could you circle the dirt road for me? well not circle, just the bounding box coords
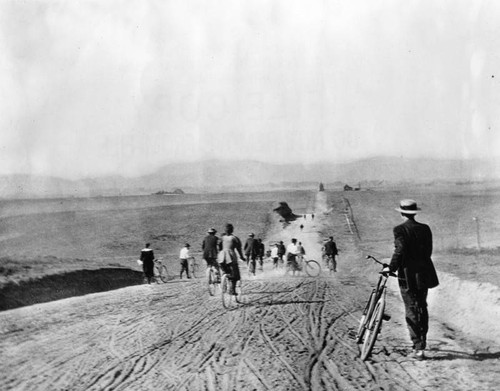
[1,192,498,390]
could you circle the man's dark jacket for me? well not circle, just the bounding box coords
[202,235,219,260]
[389,219,439,291]
[324,240,338,256]
[244,238,258,257]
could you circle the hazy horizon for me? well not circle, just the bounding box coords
[1,0,500,179]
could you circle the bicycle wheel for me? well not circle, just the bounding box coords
[328,257,335,274]
[356,291,377,344]
[360,299,385,361]
[159,265,169,283]
[207,268,217,296]
[221,274,232,308]
[153,264,162,284]
[235,280,243,303]
[305,260,321,277]
[189,262,198,279]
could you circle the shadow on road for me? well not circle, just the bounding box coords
[427,348,500,361]
[238,291,326,308]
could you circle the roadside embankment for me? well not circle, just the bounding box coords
[428,272,500,344]
[0,268,143,311]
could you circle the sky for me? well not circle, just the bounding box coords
[1,0,500,178]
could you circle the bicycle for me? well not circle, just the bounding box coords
[153,259,170,283]
[189,257,201,278]
[303,256,321,277]
[206,264,221,296]
[324,254,336,274]
[220,273,242,308]
[286,255,321,277]
[356,255,395,361]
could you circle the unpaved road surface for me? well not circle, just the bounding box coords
[1,192,499,390]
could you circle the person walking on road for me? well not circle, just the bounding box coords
[277,241,286,268]
[244,233,258,275]
[271,243,279,269]
[140,243,155,284]
[179,243,193,279]
[383,199,439,361]
[257,238,265,271]
[285,238,300,275]
[218,223,244,295]
[323,236,338,272]
[202,228,219,272]
[296,241,306,269]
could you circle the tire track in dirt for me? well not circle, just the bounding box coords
[2,191,498,390]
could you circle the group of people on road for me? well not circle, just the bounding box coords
[139,198,438,361]
[243,234,266,275]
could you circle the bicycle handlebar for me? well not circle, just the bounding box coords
[365,255,385,265]
[365,255,397,277]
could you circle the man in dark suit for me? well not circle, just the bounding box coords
[202,228,219,270]
[384,199,439,360]
[244,233,258,275]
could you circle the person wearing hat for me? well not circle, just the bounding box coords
[140,243,155,284]
[383,199,439,360]
[285,238,300,275]
[218,223,244,295]
[202,228,220,273]
[277,240,286,267]
[244,233,258,275]
[179,243,193,279]
[323,236,338,272]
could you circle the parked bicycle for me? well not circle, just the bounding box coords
[153,258,170,283]
[189,257,201,278]
[206,264,221,296]
[356,255,396,361]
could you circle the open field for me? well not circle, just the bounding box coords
[338,185,500,287]
[0,190,315,286]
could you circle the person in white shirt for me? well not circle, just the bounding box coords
[285,238,300,275]
[271,244,279,269]
[179,243,192,279]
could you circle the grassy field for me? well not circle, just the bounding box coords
[0,190,316,285]
[332,184,500,287]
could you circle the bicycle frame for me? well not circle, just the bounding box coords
[356,255,395,360]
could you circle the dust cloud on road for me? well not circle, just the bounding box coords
[1,192,498,390]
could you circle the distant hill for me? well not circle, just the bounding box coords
[1,157,499,198]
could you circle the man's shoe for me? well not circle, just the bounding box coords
[414,350,425,360]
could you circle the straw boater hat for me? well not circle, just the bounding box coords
[207,228,216,234]
[395,199,421,214]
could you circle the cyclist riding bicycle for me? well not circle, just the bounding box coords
[202,227,220,280]
[285,238,300,275]
[218,223,244,295]
[323,236,338,272]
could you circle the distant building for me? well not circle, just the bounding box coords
[153,188,185,195]
[319,182,325,192]
[344,184,353,191]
